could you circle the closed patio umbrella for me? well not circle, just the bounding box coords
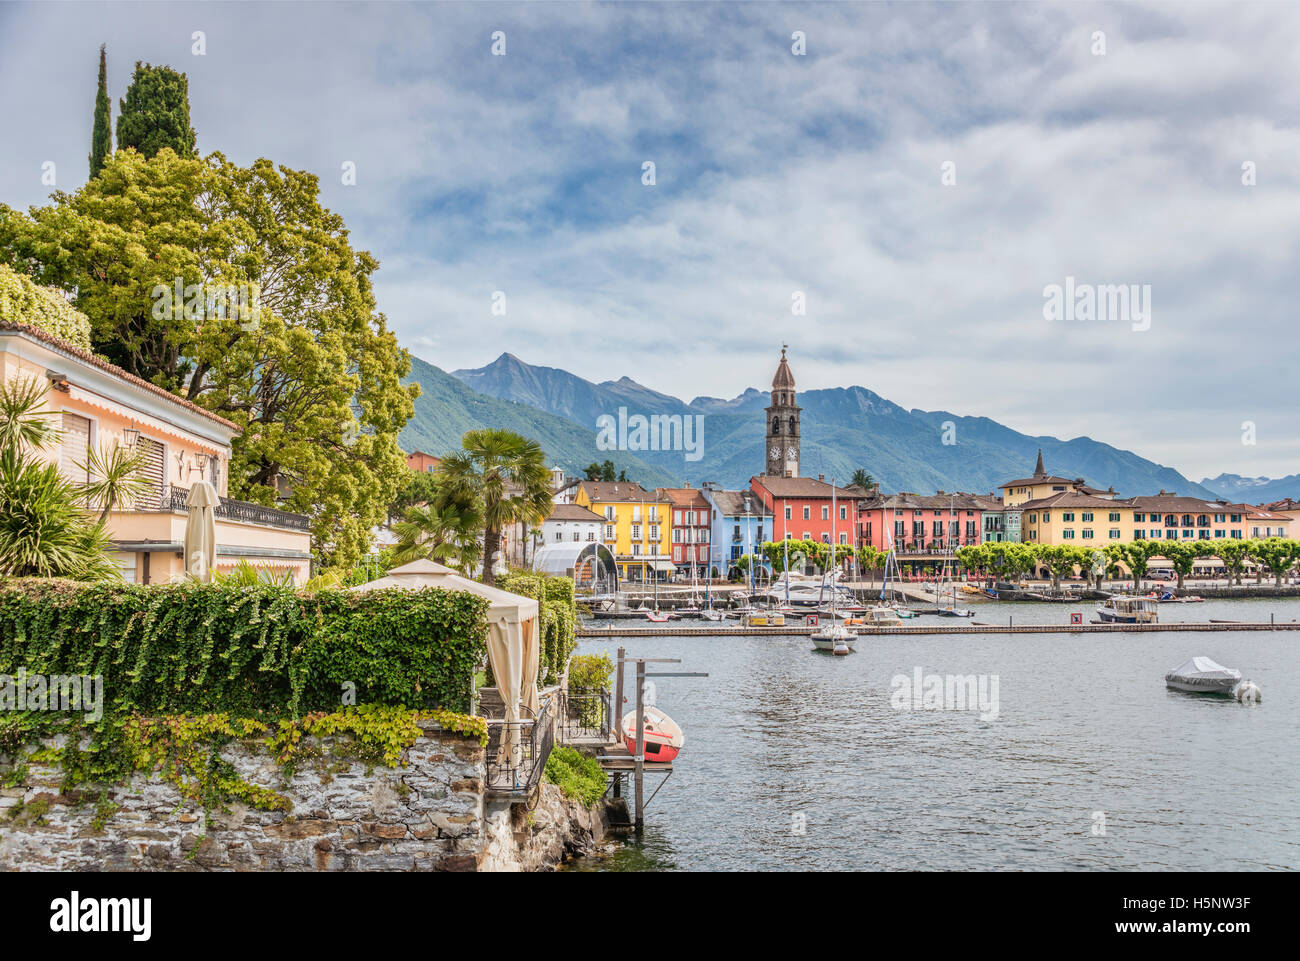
[184,481,218,583]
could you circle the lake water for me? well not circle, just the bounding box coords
[565,597,1300,871]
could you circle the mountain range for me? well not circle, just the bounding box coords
[1200,473,1300,504]
[394,351,1242,500]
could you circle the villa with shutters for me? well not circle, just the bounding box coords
[1,320,313,584]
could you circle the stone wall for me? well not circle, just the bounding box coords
[0,720,516,871]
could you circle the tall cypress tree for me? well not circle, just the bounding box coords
[115,62,197,159]
[88,44,112,178]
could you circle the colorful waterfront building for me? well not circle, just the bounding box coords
[655,486,712,581]
[700,484,773,579]
[855,490,985,553]
[572,480,673,582]
[1019,490,1135,546]
[750,474,859,547]
[1000,450,1102,506]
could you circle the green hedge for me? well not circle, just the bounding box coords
[496,570,576,685]
[0,580,489,718]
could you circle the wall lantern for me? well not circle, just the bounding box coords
[122,424,140,449]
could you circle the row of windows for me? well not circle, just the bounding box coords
[784,506,851,520]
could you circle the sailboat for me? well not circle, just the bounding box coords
[935,506,975,617]
[811,480,855,653]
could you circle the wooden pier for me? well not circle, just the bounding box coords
[579,621,1300,638]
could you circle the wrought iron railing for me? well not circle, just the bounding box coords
[132,484,311,531]
[556,687,612,744]
[484,700,554,797]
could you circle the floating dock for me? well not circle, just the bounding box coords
[578,621,1300,637]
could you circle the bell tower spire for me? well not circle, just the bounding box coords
[764,344,801,477]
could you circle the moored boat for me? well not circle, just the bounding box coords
[1164,656,1241,694]
[621,706,684,761]
[811,622,856,653]
[1097,595,1159,624]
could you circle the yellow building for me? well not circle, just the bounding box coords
[1019,491,1135,547]
[572,481,673,582]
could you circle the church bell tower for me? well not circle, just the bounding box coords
[765,345,800,477]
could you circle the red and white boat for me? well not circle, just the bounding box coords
[644,609,672,623]
[621,706,684,762]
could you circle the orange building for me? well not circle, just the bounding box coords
[1,321,313,584]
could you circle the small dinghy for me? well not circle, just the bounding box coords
[644,609,672,623]
[1165,656,1241,694]
[621,706,684,761]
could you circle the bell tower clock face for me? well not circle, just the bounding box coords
[770,445,781,461]
[786,447,797,460]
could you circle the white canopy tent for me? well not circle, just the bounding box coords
[349,559,540,766]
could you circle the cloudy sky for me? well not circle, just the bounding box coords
[2,1,1298,482]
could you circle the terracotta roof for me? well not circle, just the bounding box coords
[1018,490,1130,511]
[752,475,856,500]
[1263,499,1300,513]
[1220,503,1291,522]
[858,491,988,511]
[546,504,605,522]
[1126,494,1225,514]
[655,487,711,510]
[1000,474,1078,488]
[0,320,240,431]
[577,480,668,504]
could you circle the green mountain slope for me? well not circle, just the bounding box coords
[400,355,677,487]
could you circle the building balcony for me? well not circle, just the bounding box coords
[106,484,313,584]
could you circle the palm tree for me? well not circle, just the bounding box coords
[850,469,875,491]
[392,479,484,574]
[439,429,552,586]
[78,442,150,523]
[0,377,120,580]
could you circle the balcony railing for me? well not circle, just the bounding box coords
[133,484,311,532]
[484,700,554,798]
[556,686,612,744]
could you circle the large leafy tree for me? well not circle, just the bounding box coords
[439,429,552,586]
[1211,538,1254,586]
[115,62,197,159]
[89,44,112,178]
[1,150,419,569]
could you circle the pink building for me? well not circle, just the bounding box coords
[855,491,985,554]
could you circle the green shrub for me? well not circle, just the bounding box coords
[496,570,577,685]
[567,653,613,729]
[0,264,92,349]
[543,745,607,806]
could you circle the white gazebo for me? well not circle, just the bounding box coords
[349,559,540,766]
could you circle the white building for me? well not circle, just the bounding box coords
[542,503,604,546]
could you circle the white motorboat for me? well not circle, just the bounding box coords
[811,622,855,653]
[1165,656,1241,694]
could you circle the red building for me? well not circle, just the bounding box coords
[656,486,713,580]
[749,474,859,547]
